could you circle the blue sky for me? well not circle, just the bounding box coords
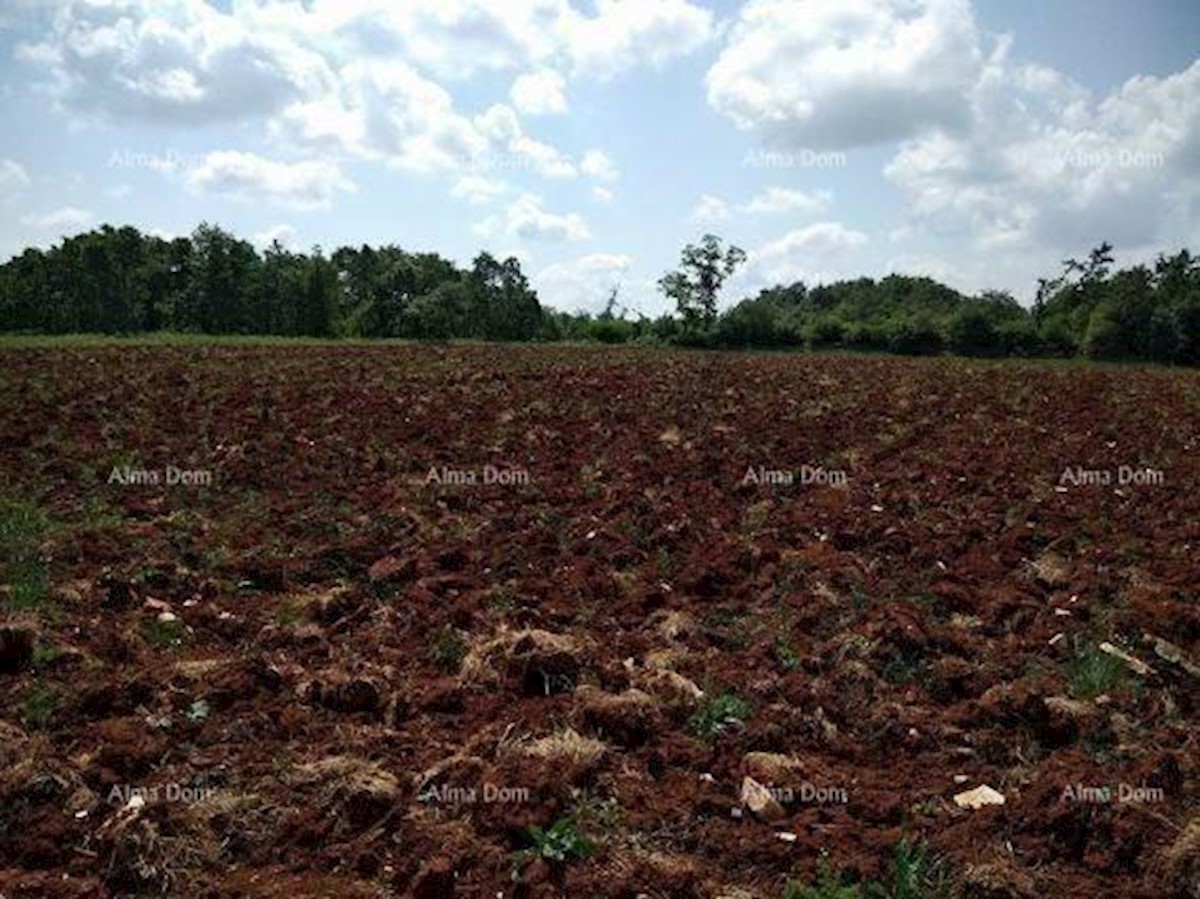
[0,0,1196,316]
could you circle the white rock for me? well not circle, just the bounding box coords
[953,784,1005,809]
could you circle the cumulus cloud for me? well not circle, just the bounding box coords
[184,151,355,210]
[510,68,568,115]
[563,0,715,79]
[311,0,713,80]
[506,193,590,241]
[451,175,508,204]
[18,0,713,125]
[21,205,93,231]
[581,149,618,181]
[463,103,577,178]
[689,194,731,224]
[536,252,633,312]
[506,134,578,179]
[742,222,870,285]
[592,185,615,204]
[743,186,832,215]
[707,0,981,150]
[886,50,1200,252]
[16,0,334,125]
[277,60,490,176]
[14,2,614,187]
[478,193,591,242]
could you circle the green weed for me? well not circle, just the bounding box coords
[689,692,753,742]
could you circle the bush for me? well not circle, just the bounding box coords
[946,306,999,356]
[587,317,637,344]
[806,315,848,347]
[887,317,945,356]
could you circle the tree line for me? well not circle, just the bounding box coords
[1,224,1197,364]
[0,223,542,341]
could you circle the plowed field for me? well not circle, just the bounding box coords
[1,345,1198,898]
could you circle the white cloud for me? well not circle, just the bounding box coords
[278,60,489,176]
[184,151,355,210]
[253,223,298,249]
[17,0,335,125]
[689,194,730,224]
[743,186,832,215]
[104,183,133,200]
[21,205,93,230]
[310,0,714,81]
[510,68,568,115]
[507,134,578,179]
[563,0,715,79]
[0,159,31,199]
[886,51,1200,252]
[707,0,981,150]
[742,221,870,286]
[581,149,618,181]
[759,222,868,257]
[451,175,507,204]
[592,185,614,204]
[536,252,633,312]
[18,0,713,131]
[469,103,577,178]
[501,193,590,242]
[15,4,587,185]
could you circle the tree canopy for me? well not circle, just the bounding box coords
[1,227,1197,365]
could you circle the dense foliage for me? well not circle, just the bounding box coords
[1,224,1197,364]
[689,240,1200,364]
[0,223,543,341]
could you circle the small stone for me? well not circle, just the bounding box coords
[954,784,1006,809]
[741,776,786,822]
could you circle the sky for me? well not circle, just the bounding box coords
[0,0,1197,317]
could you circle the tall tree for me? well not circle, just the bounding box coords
[658,234,746,331]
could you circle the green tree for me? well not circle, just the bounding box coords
[299,248,339,338]
[658,234,746,332]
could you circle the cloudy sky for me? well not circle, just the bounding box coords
[0,0,1197,316]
